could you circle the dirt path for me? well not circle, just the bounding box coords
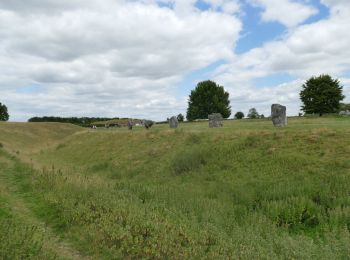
[0,155,90,260]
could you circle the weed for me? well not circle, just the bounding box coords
[56,143,66,150]
[171,147,208,175]
[185,133,201,144]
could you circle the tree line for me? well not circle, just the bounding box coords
[28,116,120,127]
[186,75,347,120]
[0,74,348,123]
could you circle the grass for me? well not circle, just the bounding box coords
[0,117,350,258]
[0,151,57,259]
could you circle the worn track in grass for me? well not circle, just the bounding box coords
[0,153,89,260]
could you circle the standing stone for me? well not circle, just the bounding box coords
[271,104,287,127]
[143,120,154,129]
[208,113,223,128]
[169,116,178,129]
[339,110,350,116]
[127,119,133,130]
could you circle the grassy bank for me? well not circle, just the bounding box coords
[0,117,350,258]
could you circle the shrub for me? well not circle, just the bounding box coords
[234,111,244,119]
[247,108,260,119]
[0,219,56,259]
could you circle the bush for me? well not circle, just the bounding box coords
[247,108,260,119]
[0,219,56,259]
[177,113,184,122]
[234,112,244,119]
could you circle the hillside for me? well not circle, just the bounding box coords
[0,122,83,159]
[1,117,350,259]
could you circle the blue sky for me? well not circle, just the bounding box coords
[0,0,349,121]
[176,0,334,103]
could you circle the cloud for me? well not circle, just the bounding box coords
[212,0,350,116]
[249,0,318,27]
[202,0,241,14]
[0,0,241,121]
[1,0,349,122]
[227,79,303,117]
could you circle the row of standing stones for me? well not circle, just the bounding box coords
[205,104,287,128]
[206,104,288,128]
[127,104,288,130]
[185,104,287,128]
[127,120,154,130]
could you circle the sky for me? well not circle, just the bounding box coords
[0,0,349,121]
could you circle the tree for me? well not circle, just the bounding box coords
[300,75,345,116]
[247,108,259,119]
[260,114,265,119]
[177,113,184,122]
[234,111,244,119]
[0,102,9,121]
[186,80,231,121]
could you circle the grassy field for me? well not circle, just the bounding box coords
[0,117,350,259]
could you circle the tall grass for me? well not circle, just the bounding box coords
[0,218,55,259]
[0,153,57,259]
[0,117,350,258]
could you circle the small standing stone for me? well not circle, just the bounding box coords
[143,120,154,129]
[169,116,178,129]
[127,120,133,130]
[208,113,223,128]
[271,104,287,127]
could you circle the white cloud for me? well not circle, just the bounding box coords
[228,79,303,117]
[1,0,349,122]
[249,0,318,27]
[0,0,241,121]
[155,0,241,14]
[203,0,241,14]
[213,0,350,116]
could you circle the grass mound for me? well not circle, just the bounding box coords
[0,117,350,258]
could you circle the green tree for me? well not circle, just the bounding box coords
[247,108,259,119]
[234,111,244,119]
[177,113,184,122]
[300,75,345,116]
[186,80,231,121]
[0,102,9,121]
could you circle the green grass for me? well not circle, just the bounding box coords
[0,117,350,258]
[0,151,58,259]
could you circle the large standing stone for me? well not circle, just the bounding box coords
[143,120,154,129]
[271,104,287,127]
[208,113,223,128]
[169,116,178,129]
[127,119,133,130]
